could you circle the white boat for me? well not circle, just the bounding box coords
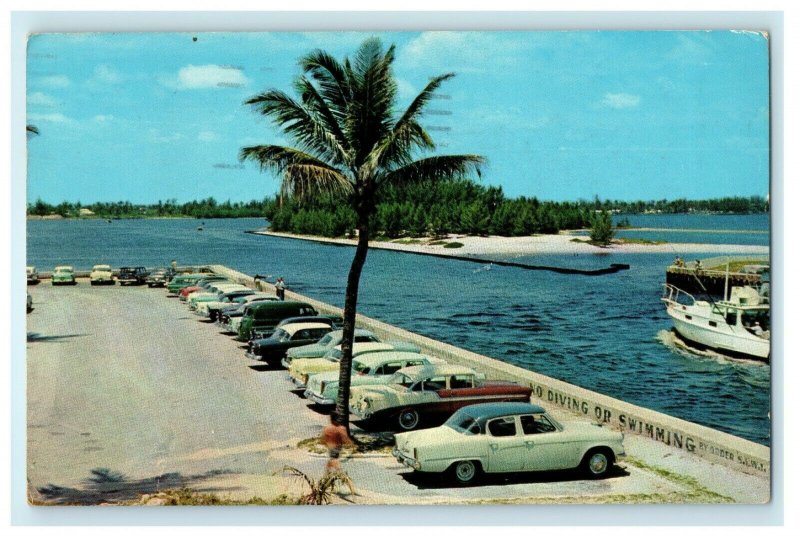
[661,284,770,360]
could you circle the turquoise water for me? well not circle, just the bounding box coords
[26,214,771,445]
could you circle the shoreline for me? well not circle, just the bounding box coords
[254,230,770,257]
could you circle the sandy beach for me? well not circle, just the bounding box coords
[256,230,769,258]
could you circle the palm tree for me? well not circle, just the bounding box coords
[241,38,484,431]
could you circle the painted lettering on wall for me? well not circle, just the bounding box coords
[528,382,768,475]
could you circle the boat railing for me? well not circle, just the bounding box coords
[661,283,696,307]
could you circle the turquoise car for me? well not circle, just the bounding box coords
[51,265,76,285]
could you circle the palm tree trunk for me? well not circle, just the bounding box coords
[334,219,370,433]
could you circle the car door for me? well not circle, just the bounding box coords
[485,416,526,473]
[519,414,569,471]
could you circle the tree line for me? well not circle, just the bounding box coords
[27,184,768,239]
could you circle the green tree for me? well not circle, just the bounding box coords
[589,210,614,245]
[241,38,484,432]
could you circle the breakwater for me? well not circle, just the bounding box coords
[245,231,630,276]
[208,264,770,478]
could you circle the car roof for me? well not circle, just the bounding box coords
[54,265,73,270]
[333,342,394,353]
[327,329,375,338]
[396,364,477,380]
[279,323,332,335]
[92,264,111,269]
[353,351,434,367]
[453,402,546,422]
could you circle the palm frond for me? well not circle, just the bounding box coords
[381,155,485,187]
[245,90,348,166]
[301,49,352,119]
[294,76,351,162]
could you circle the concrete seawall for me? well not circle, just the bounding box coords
[208,264,770,478]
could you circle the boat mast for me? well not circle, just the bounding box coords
[724,259,730,301]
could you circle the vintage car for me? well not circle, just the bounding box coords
[166,274,206,294]
[236,301,318,341]
[305,351,447,406]
[245,322,334,363]
[51,265,76,285]
[179,277,233,301]
[188,285,250,310]
[27,266,40,285]
[194,288,258,316]
[117,266,149,285]
[216,295,280,325]
[89,264,115,285]
[287,342,421,389]
[392,402,626,484]
[349,364,532,432]
[146,268,174,288]
[282,329,419,368]
[250,314,344,340]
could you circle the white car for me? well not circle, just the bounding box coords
[89,264,114,285]
[393,402,625,484]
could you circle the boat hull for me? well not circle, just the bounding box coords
[666,307,769,360]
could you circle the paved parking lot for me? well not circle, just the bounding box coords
[26,281,768,504]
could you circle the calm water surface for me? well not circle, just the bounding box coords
[26,215,771,445]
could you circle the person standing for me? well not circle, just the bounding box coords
[275,277,286,300]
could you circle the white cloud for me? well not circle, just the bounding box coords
[400,32,531,74]
[27,92,56,107]
[163,64,250,90]
[91,65,123,84]
[34,75,71,88]
[197,130,218,142]
[93,115,114,123]
[148,129,185,143]
[27,112,70,123]
[601,93,641,109]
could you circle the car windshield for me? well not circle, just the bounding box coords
[93,265,111,271]
[445,413,482,436]
[352,361,370,375]
[273,329,290,342]
[388,372,415,388]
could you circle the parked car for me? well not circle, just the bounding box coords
[250,314,344,340]
[349,364,532,432]
[393,402,626,484]
[282,329,418,368]
[27,266,40,285]
[27,292,33,313]
[179,277,233,301]
[146,268,172,288]
[245,323,334,364]
[216,295,280,324]
[51,265,76,285]
[194,289,258,316]
[236,301,317,341]
[89,264,115,285]
[287,342,421,389]
[188,284,250,310]
[305,351,447,406]
[117,266,149,285]
[166,274,206,294]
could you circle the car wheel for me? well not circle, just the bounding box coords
[397,408,420,431]
[451,460,480,485]
[581,448,613,479]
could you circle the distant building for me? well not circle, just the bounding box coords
[79,208,95,217]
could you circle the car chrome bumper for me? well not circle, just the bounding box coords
[391,448,421,470]
[245,352,262,361]
[305,390,334,406]
[289,376,308,389]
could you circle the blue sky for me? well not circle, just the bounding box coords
[26,30,769,204]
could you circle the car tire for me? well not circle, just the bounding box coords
[581,448,613,479]
[397,408,420,431]
[450,460,480,485]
